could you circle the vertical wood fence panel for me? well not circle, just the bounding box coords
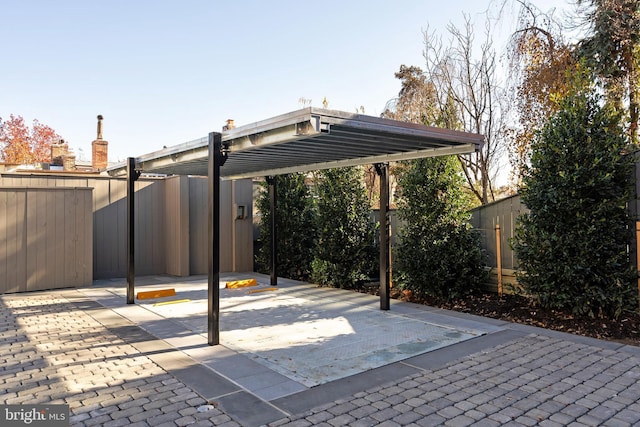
[0,192,7,292]
[470,195,528,292]
[165,176,190,276]
[0,187,92,293]
[189,177,208,275]
[187,176,236,274]
[232,179,254,272]
[471,194,528,271]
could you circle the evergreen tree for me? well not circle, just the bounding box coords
[311,167,378,288]
[578,0,640,142]
[512,88,637,318]
[255,173,316,281]
[394,156,486,300]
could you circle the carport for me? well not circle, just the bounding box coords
[107,107,484,346]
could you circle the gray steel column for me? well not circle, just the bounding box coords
[208,132,225,346]
[267,176,278,286]
[375,163,390,310]
[126,157,139,304]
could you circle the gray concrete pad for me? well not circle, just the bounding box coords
[82,273,491,391]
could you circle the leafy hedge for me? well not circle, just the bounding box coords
[311,167,379,289]
[394,157,487,300]
[512,89,637,318]
[255,173,316,281]
[255,168,378,288]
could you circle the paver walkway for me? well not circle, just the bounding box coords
[2,282,640,426]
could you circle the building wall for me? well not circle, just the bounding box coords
[0,187,93,293]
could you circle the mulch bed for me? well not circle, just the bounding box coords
[360,287,640,347]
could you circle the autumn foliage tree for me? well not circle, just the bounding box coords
[508,1,577,183]
[0,115,61,164]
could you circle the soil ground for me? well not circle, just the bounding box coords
[361,286,640,347]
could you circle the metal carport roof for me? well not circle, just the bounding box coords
[110,107,484,346]
[107,107,484,178]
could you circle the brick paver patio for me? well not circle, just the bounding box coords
[2,286,640,426]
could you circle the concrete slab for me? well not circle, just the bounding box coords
[85,273,490,390]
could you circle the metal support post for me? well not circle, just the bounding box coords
[495,224,503,296]
[267,176,278,286]
[375,162,390,310]
[126,157,140,304]
[208,132,226,346]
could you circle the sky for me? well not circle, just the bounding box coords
[1,0,573,164]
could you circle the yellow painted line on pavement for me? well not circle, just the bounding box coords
[247,287,278,294]
[153,299,191,306]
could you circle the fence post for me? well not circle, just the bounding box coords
[495,224,503,296]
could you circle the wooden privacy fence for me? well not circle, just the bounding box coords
[0,187,93,293]
[0,173,254,294]
[471,190,640,297]
[470,194,528,293]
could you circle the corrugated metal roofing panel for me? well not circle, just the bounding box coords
[107,107,484,179]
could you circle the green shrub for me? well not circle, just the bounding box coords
[311,167,378,288]
[255,173,316,281]
[512,89,637,318]
[394,156,487,300]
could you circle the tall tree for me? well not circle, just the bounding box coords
[577,0,640,143]
[383,64,486,300]
[422,14,510,204]
[508,1,577,183]
[382,65,439,125]
[0,115,61,164]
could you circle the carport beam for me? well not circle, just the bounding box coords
[376,162,391,310]
[208,132,224,345]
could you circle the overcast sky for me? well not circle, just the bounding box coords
[1,0,572,163]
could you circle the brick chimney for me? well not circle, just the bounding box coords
[92,140,108,170]
[62,153,76,171]
[223,119,235,131]
[92,114,108,170]
[51,140,68,166]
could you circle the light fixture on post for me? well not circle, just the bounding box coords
[236,205,246,220]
